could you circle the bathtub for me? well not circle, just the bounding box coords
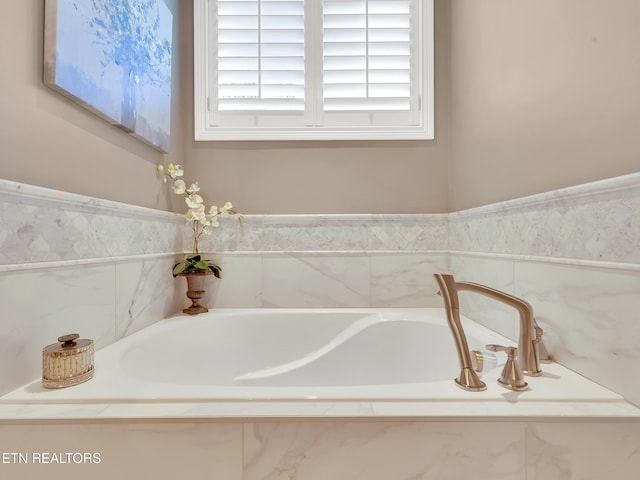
[0,308,633,406]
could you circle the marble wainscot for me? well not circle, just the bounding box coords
[1,173,640,480]
[0,179,186,395]
[448,172,640,408]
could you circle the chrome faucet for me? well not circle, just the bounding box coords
[434,273,546,391]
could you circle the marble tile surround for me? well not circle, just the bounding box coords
[0,173,639,480]
[441,175,640,408]
[451,254,640,407]
[0,173,639,402]
[0,180,185,395]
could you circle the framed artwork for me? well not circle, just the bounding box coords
[44,0,173,153]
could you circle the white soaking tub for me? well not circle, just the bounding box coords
[2,308,639,480]
[0,308,636,407]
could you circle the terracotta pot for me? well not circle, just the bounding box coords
[179,271,213,315]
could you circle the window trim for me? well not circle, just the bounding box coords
[193,0,434,141]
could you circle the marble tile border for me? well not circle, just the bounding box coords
[199,213,451,252]
[205,171,637,263]
[206,172,639,265]
[0,179,185,266]
[449,172,640,264]
[446,250,640,273]
[2,171,638,267]
[0,252,181,273]
[0,178,451,266]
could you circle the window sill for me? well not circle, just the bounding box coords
[194,127,435,142]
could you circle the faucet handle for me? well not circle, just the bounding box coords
[486,344,516,355]
[485,344,529,392]
[533,324,553,363]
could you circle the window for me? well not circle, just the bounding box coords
[194,0,433,140]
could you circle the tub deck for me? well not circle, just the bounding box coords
[1,309,639,421]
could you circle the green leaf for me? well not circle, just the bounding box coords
[172,262,188,277]
[194,260,209,270]
[172,256,223,278]
[209,265,222,278]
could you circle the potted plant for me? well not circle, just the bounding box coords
[158,163,243,315]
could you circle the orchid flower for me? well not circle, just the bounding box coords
[157,163,244,276]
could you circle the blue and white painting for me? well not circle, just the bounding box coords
[44,0,173,152]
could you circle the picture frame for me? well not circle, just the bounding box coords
[43,0,173,153]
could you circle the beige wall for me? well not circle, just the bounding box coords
[1,1,449,215]
[449,0,640,211]
[180,0,451,214]
[0,1,182,210]
[4,1,637,215]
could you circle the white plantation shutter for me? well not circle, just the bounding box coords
[321,0,419,127]
[216,0,305,112]
[195,0,433,140]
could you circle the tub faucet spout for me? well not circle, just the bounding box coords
[434,274,487,391]
[435,274,543,379]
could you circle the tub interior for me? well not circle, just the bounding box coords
[0,308,635,406]
[121,313,461,387]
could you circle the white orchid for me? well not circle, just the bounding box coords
[187,202,206,218]
[220,201,233,217]
[185,194,204,209]
[157,163,184,183]
[158,163,244,276]
[172,179,186,194]
[167,163,184,179]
